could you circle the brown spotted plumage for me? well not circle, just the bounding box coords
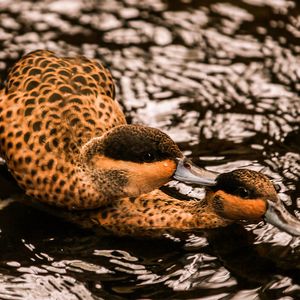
[0,50,126,208]
[1,50,299,237]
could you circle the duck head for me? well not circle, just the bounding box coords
[208,169,300,236]
[80,124,217,199]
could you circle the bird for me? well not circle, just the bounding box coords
[0,50,299,237]
[46,168,298,237]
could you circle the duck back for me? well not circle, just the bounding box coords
[0,50,126,208]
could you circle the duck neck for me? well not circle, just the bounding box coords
[64,165,124,210]
[74,190,232,236]
[75,136,130,209]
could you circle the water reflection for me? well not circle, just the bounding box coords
[0,0,300,299]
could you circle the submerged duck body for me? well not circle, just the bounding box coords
[0,50,300,237]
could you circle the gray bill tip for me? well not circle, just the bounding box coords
[173,157,218,186]
[264,200,300,236]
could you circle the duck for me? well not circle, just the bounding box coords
[37,168,298,237]
[0,50,299,237]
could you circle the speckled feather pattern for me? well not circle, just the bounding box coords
[0,50,126,208]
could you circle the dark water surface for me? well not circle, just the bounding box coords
[0,0,300,299]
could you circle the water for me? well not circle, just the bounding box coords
[0,0,300,299]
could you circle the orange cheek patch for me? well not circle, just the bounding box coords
[90,155,177,196]
[126,159,177,195]
[214,190,267,220]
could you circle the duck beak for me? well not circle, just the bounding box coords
[264,199,300,236]
[173,157,217,186]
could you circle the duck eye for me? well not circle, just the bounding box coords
[142,152,155,162]
[235,187,250,198]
